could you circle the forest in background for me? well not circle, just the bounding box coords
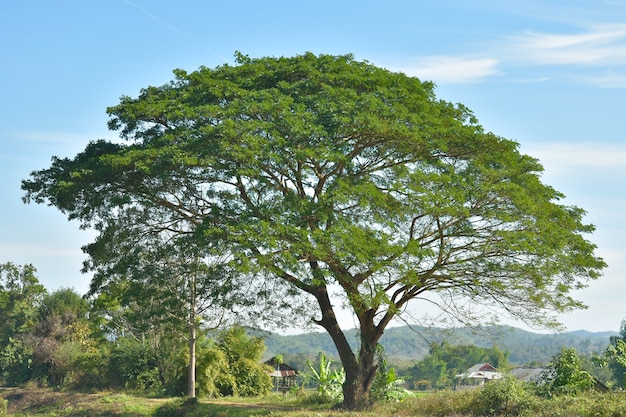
[258,325,615,366]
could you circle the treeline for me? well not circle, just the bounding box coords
[0,262,273,396]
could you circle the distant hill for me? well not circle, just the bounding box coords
[254,325,617,366]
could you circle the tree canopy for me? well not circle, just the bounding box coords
[22,52,605,409]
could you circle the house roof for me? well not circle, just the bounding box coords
[466,363,497,373]
[269,369,298,377]
[457,363,502,380]
[265,356,299,376]
[510,367,546,383]
[510,367,609,392]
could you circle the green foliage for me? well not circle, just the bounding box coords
[538,347,596,397]
[109,336,161,391]
[72,347,110,389]
[24,288,103,388]
[371,346,413,402]
[0,262,46,334]
[305,352,345,401]
[0,263,46,385]
[408,341,509,389]
[470,375,537,416]
[210,326,273,397]
[196,342,231,397]
[0,263,46,340]
[398,389,476,417]
[372,366,413,402]
[38,287,89,321]
[0,336,33,385]
[534,391,626,417]
[595,318,626,388]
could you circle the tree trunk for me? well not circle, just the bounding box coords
[313,288,380,410]
[187,274,197,399]
[342,317,380,410]
[188,324,196,398]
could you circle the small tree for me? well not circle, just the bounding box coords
[539,347,595,397]
[0,263,46,345]
[595,318,626,388]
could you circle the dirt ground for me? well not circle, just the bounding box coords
[0,387,169,415]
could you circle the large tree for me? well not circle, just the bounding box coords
[22,53,605,409]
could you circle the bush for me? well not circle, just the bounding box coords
[0,398,7,415]
[109,337,161,391]
[72,348,110,389]
[470,376,537,416]
[196,334,273,398]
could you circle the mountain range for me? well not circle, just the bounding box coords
[254,325,617,366]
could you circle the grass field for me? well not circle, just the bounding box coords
[4,387,626,417]
[0,388,358,417]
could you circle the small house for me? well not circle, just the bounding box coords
[456,363,502,388]
[265,356,299,392]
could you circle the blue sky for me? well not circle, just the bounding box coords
[1,0,625,333]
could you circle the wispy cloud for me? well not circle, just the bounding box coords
[507,23,626,66]
[399,23,626,86]
[394,56,500,84]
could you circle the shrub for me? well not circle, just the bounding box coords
[470,375,537,416]
[109,337,161,391]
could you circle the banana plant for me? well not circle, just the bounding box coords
[306,353,345,400]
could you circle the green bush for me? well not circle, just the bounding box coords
[109,337,161,391]
[0,398,7,415]
[72,348,111,389]
[197,329,273,398]
[470,376,537,416]
[0,337,34,385]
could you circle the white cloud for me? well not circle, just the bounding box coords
[393,56,500,84]
[394,23,626,86]
[507,23,626,66]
